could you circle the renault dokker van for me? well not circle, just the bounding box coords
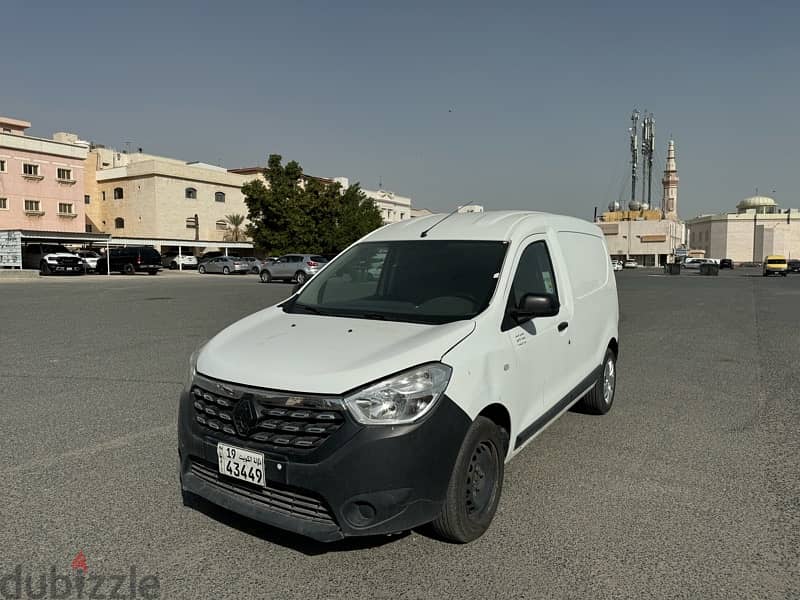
[178,211,619,543]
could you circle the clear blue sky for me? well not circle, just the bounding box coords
[2,0,798,218]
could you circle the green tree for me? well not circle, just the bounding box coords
[243,154,384,255]
[224,213,246,242]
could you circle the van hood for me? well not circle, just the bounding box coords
[196,306,475,394]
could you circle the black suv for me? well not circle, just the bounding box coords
[22,243,84,275]
[96,247,162,275]
[788,259,800,273]
[719,258,734,269]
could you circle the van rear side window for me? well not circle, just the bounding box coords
[556,232,608,299]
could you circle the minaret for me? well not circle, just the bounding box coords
[662,139,679,219]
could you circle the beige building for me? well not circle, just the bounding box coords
[596,140,686,266]
[686,196,800,262]
[85,147,253,254]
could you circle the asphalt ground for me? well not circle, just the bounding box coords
[0,268,797,599]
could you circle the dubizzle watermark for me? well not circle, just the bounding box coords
[0,552,160,599]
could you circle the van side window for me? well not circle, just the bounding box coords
[503,241,558,330]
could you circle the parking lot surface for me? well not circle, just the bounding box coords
[1,269,798,599]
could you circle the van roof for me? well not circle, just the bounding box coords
[365,210,600,242]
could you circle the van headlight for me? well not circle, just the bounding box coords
[343,363,452,425]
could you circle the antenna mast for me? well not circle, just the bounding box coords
[641,112,655,210]
[629,110,640,210]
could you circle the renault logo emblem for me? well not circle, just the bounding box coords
[233,399,258,436]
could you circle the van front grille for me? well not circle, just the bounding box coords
[190,378,347,452]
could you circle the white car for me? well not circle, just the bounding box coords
[178,211,620,544]
[162,253,199,270]
[623,259,638,268]
[76,250,101,272]
[611,259,623,271]
[682,257,713,269]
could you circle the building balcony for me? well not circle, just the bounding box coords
[22,174,44,181]
[57,212,78,218]
[56,178,77,185]
[24,210,45,216]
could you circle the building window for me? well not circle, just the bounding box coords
[58,203,74,215]
[215,191,225,203]
[0,198,7,209]
[2,128,10,134]
[114,217,125,229]
[400,212,405,219]
[102,191,106,201]
[57,168,73,181]
[22,163,40,177]
[84,195,91,204]
[113,187,124,200]
[0,159,6,172]
[185,187,197,199]
[215,219,228,231]
[85,224,93,233]
[24,199,41,212]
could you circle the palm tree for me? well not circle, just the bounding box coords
[224,214,245,242]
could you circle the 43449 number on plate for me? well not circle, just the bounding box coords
[217,443,265,487]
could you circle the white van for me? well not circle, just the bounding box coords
[178,211,619,543]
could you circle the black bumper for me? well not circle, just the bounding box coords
[178,390,471,542]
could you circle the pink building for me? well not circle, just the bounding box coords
[0,116,89,233]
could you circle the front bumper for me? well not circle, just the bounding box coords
[178,388,471,542]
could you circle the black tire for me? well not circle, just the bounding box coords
[295,271,307,285]
[169,262,177,270]
[579,348,617,415]
[147,270,158,275]
[260,270,272,283]
[123,263,135,275]
[222,266,230,275]
[781,272,787,277]
[431,416,506,543]
[39,261,50,276]
[198,265,206,274]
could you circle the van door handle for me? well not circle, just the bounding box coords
[558,321,569,332]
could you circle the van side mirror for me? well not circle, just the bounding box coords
[510,293,559,322]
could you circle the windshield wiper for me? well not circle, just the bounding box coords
[291,302,328,316]
[352,312,387,320]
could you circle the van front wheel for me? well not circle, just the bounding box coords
[579,348,617,414]
[432,416,505,543]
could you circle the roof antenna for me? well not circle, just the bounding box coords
[420,205,462,238]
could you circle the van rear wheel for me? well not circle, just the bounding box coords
[123,263,135,275]
[579,348,616,414]
[431,416,505,543]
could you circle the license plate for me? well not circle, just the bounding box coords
[216,443,265,487]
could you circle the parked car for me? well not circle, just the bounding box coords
[719,258,734,269]
[179,211,619,544]
[259,254,328,284]
[763,255,788,277]
[623,259,638,268]
[162,253,199,270]
[611,259,623,271]
[22,244,85,275]
[682,257,709,269]
[239,257,263,274]
[198,251,240,264]
[95,247,162,275]
[198,256,250,275]
[75,250,101,273]
[787,259,800,273]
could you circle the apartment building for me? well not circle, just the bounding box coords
[0,117,89,234]
[85,147,253,254]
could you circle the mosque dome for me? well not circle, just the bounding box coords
[736,195,776,212]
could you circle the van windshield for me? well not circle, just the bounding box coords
[767,258,785,264]
[285,240,508,324]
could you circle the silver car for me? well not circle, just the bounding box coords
[259,254,328,284]
[198,256,250,275]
